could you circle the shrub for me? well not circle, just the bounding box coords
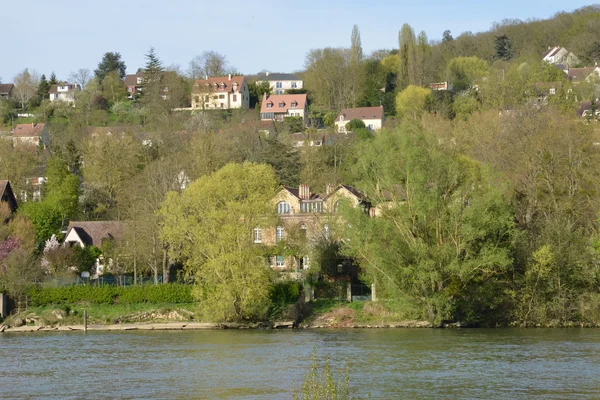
[345,118,365,131]
[27,284,193,306]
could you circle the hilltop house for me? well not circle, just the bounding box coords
[543,46,579,65]
[49,84,80,103]
[12,123,49,148]
[124,72,143,98]
[0,84,14,99]
[334,106,384,133]
[255,72,303,94]
[260,93,308,124]
[0,180,18,213]
[191,74,249,110]
[568,66,600,84]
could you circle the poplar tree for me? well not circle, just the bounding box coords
[397,23,416,90]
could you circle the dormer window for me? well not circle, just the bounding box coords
[213,83,218,90]
[279,102,285,107]
[136,77,142,84]
[220,83,226,89]
[291,101,297,108]
[266,102,273,109]
[340,115,344,121]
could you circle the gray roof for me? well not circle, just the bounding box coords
[256,72,301,81]
[66,221,126,247]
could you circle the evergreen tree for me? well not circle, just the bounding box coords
[143,47,164,84]
[493,34,513,61]
[95,52,127,82]
[49,72,58,85]
[442,30,454,43]
[36,74,50,101]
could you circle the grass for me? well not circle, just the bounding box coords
[304,299,422,326]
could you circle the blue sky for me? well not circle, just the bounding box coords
[0,1,593,82]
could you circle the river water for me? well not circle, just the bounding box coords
[1,328,599,399]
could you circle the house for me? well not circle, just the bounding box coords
[334,106,384,133]
[256,183,370,274]
[568,66,600,84]
[255,72,303,94]
[124,72,143,98]
[0,83,14,99]
[12,123,49,148]
[260,93,308,123]
[191,74,249,110]
[49,83,80,103]
[0,180,18,213]
[543,46,579,65]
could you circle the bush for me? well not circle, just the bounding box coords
[27,284,193,306]
[345,118,365,131]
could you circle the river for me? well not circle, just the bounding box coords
[1,328,599,399]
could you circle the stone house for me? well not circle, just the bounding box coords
[11,123,49,148]
[191,74,249,110]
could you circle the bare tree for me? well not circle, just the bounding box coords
[68,68,91,88]
[188,51,230,79]
[13,69,40,110]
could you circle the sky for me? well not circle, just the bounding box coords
[0,0,595,82]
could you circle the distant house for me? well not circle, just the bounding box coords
[260,93,308,123]
[12,123,49,148]
[334,106,384,133]
[255,72,303,94]
[0,180,18,213]
[124,72,144,98]
[543,46,579,65]
[191,74,249,110]
[0,84,14,99]
[64,221,126,249]
[568,66,600,84]
[49,83,80,103]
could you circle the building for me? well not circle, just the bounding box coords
[543,46,579,65]
[334,106,384,133]
[255,184,370,274]
[0,84,14,99]
[568,66,600,84]
[191,74,249,110]
[49,84,80,103]
[260,93,308,123]
[0,180,18,213]
[124,72,143,98]
[12,123,49,148]
[255,72,303,94]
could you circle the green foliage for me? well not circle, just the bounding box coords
[18,202,63,242]
[345,118,365,131]
[95,52,127,82]
[395,85,431,119]
[293,348,350,400]
[27,284,193,306]
[447,56,489,91]
[251,138,301,186]
[493,34,513,61]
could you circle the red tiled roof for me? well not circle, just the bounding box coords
[13,123,45,137]
[260,93,307,114]
[193,75,245,93]
[336,106,383,122]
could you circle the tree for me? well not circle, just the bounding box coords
[442,30,454,43]
[345,118,366,131]
[143,46,164,84]
[95,52,127,82]
[188,51,230,79]
[493,34,513,61]
[101,70,128,104]
[395,85,432,119]
[348,24,365,107]
[446,56,489,91]
[37,74,50,102]
[159,162,279,321]
[251,137,301,186]
[13,68,40,109]
[304,47,354,109]
[49,72,58,86]
[397,23,416,90]
[69,68,91,88]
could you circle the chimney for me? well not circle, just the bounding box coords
[369,207,376,217]
[299,184,310,200]
[228,74,231,81]
[326,184,334,195]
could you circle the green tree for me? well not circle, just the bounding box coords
[159,162,278,321]
[101,70,128,104]
[251,137,301,186]
[48,72,58,86]
[36,74,50,102]
[493,34,513,61]
[95,52,127,82]
[395,85,431,119]
[397,23,416,89]
[446,56,489,91]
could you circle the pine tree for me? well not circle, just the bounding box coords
[493,34,513,61]
[37,74,50,101]
[143,47,164,84]
[49,72,58,85]
[95,52,127,82]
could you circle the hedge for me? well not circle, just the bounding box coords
[27,284,194,307]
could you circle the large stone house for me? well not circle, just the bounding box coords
[12,123,49,148]
[255,72,303,94]
[260,93,308,124]
[49,83,80,103]
[255,184,370,275]
[191,74,249,110]
[334,106,384,133]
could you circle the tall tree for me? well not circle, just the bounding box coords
[143,46,164,84]
[37,74,50,101]
[95,52,127,82]
[188,51,229,79]
[415,31,432,85]
[13,68,40,109]
[49,72,58,85]
[349,24,365,107]
[397,23,417,90]
[493,34,513,61]
[69,68,91,88]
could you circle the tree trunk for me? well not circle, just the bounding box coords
[162,246,169,284]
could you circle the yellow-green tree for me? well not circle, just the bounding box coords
[159,162,278,321]
[395,85,431,119]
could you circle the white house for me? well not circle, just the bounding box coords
[335,106,384,133]
[542,47,579,66]
[255,72,303,94]
[49,84,80,103]
[260,93,308,123]
[191,74,249,110]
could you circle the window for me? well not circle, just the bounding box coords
[340,115,344,121]
[220,103,224,108]
[368,124,374,130]
[291,102,297,108]
[276,82,282,88]
[253,228,262,243]
[276,90,283,95]
[292,82,297,89]
[276,226,285,242]
[137,77,142,85]
[279,102,285,107]
[219,94,225,99]
[266,102,272,108]
[277,201,290,214]
[220,83,225,89]
[276,256,285,267]
[300,201,323,213]
[233,94,237,102]
[334,200,342,213]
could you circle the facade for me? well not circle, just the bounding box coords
[0,84,14,99]
[124,72,144,98]
[260,93,308,123]
[255,72,303,94]
[334,106,384,133]
[12,123,49,148]
[191,74,249,110]
[256,184,370,275]
[543,46,579,65]
[49,84,80,103]
[568,67,600,84]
